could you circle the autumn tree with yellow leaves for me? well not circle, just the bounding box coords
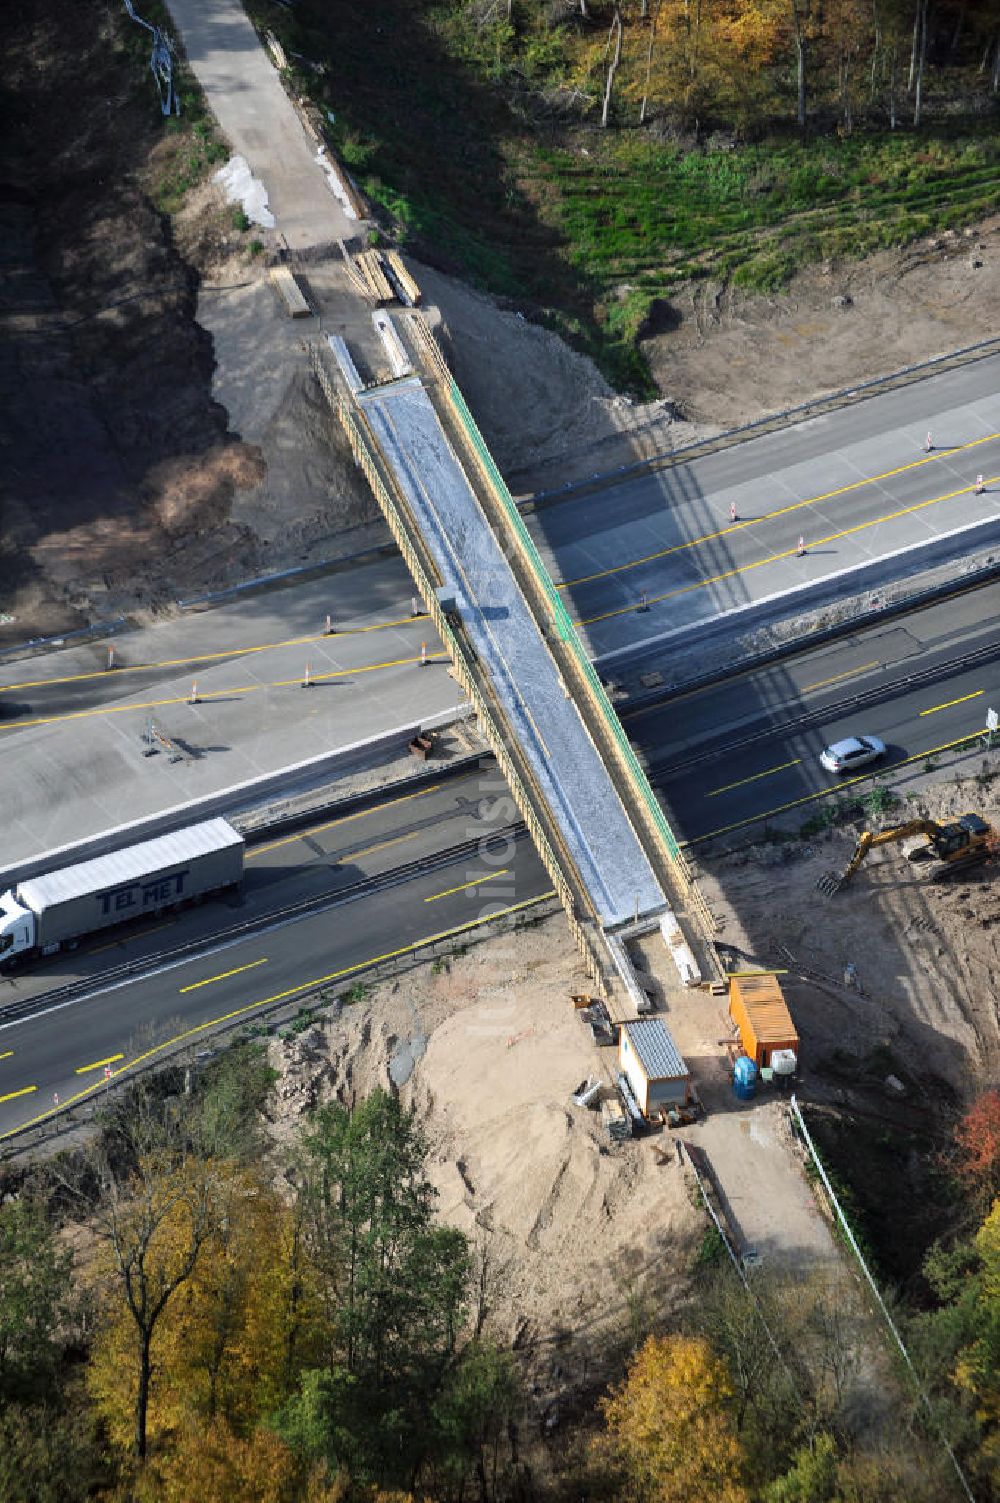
[595,1333,749,1503]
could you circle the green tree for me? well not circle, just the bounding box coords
[0,1392,104,1503]
[192,1041,278,1165]
[429,1340,523,1503]
[284,1089,471,1487]
[0,1194,73,1401]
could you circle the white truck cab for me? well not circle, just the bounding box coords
[0,891,35,961]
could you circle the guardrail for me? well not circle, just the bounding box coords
[0,826,528,1028]
[525,332,1000,509]
[615,555,1000,711]
[0,887,560,1160]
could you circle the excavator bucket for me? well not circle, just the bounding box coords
[816,870,844,896]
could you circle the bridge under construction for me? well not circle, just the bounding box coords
[311,307,718,1019]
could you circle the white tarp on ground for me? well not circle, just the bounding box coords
[315,146,357,220]
[213,155,276,229]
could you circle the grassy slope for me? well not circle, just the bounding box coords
[246,0,1000,394]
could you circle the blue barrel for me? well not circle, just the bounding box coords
[733,1055,757,1100]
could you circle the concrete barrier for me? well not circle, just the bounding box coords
[0,706,468,894]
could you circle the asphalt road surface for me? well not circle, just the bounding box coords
[5,579,999,1138]
[0,763,551,1140]
[628,579,1000,844]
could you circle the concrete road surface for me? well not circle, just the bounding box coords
[164,0,358,251]
[527,353,1000,661]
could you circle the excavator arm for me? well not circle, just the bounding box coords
[839,820,941,886]
[819,819,945,894]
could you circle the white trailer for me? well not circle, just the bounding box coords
[0,818,245,964]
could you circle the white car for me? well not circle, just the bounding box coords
[819,735,887,774]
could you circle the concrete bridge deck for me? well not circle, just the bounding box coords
[358,375,665,931]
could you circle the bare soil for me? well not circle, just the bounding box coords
[6,1,1000,649]
[691,767,1000,1285]
[641,216,1000,428]
[266,916,701,1385]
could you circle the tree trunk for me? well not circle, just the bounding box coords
[993,35,1000,94]
[136,1331,152,1460]
[579,0,588,16]
[870,0,882,100]
[913,0,928,125]
[908,0,919,91]
[601,6,623,128]
[639,0,661,124]
[796,34,807,128]
[889,46,897,127]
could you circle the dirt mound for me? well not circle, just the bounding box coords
[642,217,1000,428]
[698,772,1000,1097]
[267,918,699,1362]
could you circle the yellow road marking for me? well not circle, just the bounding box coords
[179,958,269,995]
[919,690,983,717]
[0,1086,36,1105]
[248,783,441,859]
[801,660,880,694]
[75,1053,125,1075]
[0,1051,13,1062]
[684,725,991,845]
[424,869,510,903]
[557,438,1000,591]
[706,759,801,798]
[0,892,556,1140]
[271,653,421,688]
[345,831,420,863]
[0,615,422,696]
[580,475,998,628]
[0,654,424,732]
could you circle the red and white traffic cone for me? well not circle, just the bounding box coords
[796,536,806,557]
[637,591,649,613]
[730,501,738,523]
[976,474,985,494]
[325,613,335,635]
[302,663,313,688]
[925,431,933,452]
[420,641,428,667]
[189,680,199,705]
[107,644,115,671]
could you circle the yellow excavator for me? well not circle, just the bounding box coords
[819,813,994,894]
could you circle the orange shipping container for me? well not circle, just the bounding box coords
[728,973,799,1068]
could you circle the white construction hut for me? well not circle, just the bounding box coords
[618,1018,691,1117]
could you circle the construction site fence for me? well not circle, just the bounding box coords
[789,1095,974,1503]
[308,346,609,990]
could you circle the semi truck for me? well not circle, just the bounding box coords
[0,818,245,966]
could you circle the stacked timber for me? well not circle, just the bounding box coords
[356,249,394,304]
[384,249,421,306]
